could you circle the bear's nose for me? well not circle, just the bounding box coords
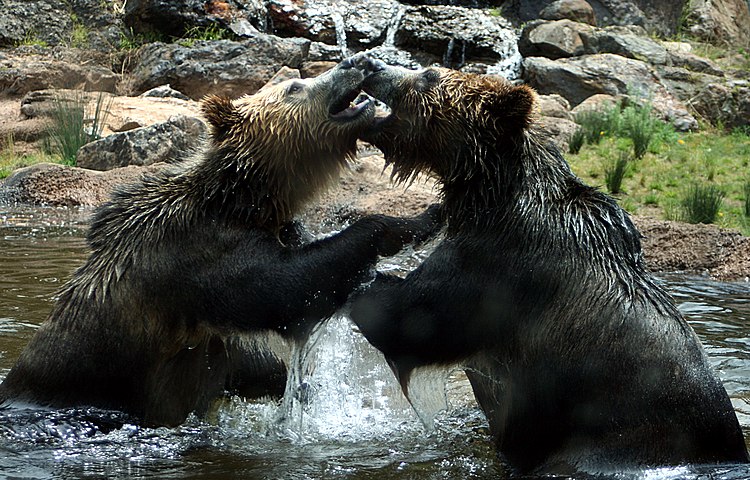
[355,56,386,76]
[339,55,357,69]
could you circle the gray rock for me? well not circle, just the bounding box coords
[502,0,688,37]
[124,0,268,37]
[690,81,750,130]
[581,26,668,65]
[129,35,311,99]
[139,85,192,101]
[519,20,592,59]
[267,0,403,53]
[0,0,121,50]
[537,116,578,151]
[76,115,207,171]
[523,54,698,131]
[0,47,119,96]
[540,0,596,25]
[537,93,574,120]
[684,0,750,48]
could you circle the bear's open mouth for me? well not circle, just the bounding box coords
[330,91,372,120]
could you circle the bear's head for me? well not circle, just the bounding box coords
[357,58,536,185]
[199,58,375,226]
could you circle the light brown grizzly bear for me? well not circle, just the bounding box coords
[350,58,749,476]
[0,58,441,427]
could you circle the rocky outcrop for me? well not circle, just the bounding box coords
[0,0,121,50]
[685,0,750,48]
[539,0,596,25]
[128,35,310,99]
[523,54,698,130]
[124,0,268,38]
[0,47,119,97]
[0,162,165,206]
[76,115,207,171]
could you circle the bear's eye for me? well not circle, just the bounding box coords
[416,70,440,92]
[286,83,304,95]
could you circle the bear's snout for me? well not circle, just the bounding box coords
[354,55,386,77]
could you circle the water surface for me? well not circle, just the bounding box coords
[1,205,749,479]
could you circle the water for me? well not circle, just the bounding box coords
[1,205,750,479]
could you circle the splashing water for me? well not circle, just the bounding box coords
[274,314,425,442]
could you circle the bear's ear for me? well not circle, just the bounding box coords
[485,84,537,131]
[201,94,241,136]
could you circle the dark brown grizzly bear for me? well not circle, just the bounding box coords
[0,58,440,427]
[350,58,749,476]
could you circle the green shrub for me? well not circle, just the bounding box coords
[575,109,610,144]
[44,91,112,166]
[679,183,725,224]
[604,152,630,195]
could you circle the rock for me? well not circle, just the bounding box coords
[523,54,698,131]
[0,46,119,97]
[519,19,592,59]
[267,0,339,47]
[655,66,749,128]
[536,93,574,120]
[129,36,310,99]
[570,93,620,115]
[396,5,521,78]
[690,82,750,130]
[76,115,207,171]
[0,162,166,207]
[0,0,121,50]
[581,26,668,65]
[124,0,268,37]
[685,0,750,48]
[502,0,687,37]
[139,85,192,100]
[540,0,596,25]
[664,44,725,76]
[537,116,578,151]
[300,61,337,78]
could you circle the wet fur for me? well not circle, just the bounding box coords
[0,63,440,427]
[352,65,749,474]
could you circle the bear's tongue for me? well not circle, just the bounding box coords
[331,93,371,119]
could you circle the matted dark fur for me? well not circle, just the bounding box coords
[351,60,749,475]
[0,59,441,427]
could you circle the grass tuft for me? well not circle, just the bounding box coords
[679,184,725,224]
[604,152,631,195]
[43,91,112,166]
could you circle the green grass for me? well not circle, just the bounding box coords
[43,91,112,166]
[0,136,62,179]
[679,184,725,224]
[566,127,750,234]
[176,24,233,47]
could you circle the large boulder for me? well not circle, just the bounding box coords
[124,0,268,38]
[539,0,596,25]
[76,115,207,171]
[580,26,668,65]
[684,0,750,48]
[523,53,698,131]
[0,0,121,50]
[0,162,165,206]
[267,0,402,52]
[502,0,689,37]
[519,19,592,59]
[395,5,521,78]
[0,47,119,97]
[128,35,310,99]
